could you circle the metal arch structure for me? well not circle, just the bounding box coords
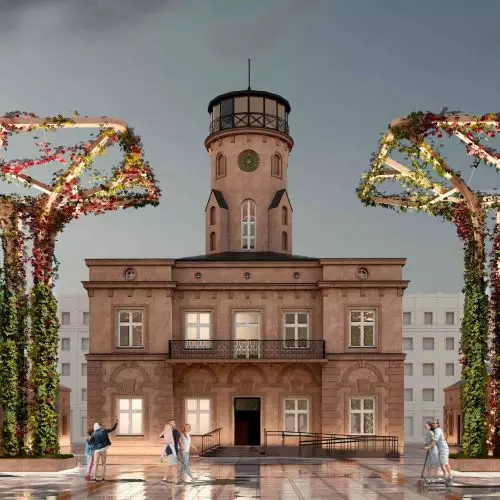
[358,112,500,457]
[0,114,161,455]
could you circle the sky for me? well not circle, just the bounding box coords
[1,0,499,295]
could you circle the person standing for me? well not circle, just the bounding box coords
[84,429,95,481]
[160,422,178,483]
[179,423,197,482]
[423,421,439,478]
[432,419,452,480]
[89,418,118,481]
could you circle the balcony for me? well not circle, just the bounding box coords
[209,112,289,136]
[168,340,325,360]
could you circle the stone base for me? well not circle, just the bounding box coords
[450,458,500,472]
[0,457,77,472]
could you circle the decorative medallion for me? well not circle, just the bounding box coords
[356,267,369,280]
[194,272,202,280]
[238,150,260,172]
[124,267,137,281]
[293,272,301,280]
[244,272,252,280]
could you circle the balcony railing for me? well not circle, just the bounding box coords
[209,112,289,135]
[168,340,325,360]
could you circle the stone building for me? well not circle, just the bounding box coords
[83,87,408,455]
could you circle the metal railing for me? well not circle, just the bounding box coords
[168,340,325,360]
[200,427,222,455]
[263,430,400,457]
[209,112,289,135]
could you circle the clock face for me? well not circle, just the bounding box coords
[238,150,260,172]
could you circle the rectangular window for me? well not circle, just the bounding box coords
[81,337,89,351]
[61,312,71,325]
[404,388,413,401]
[349,310,376,347]
[403,337,413,351]
[81,389,87,401]
[403,312,411,325]
[185,398,210,434]
[422,389,435,402]
[445,312,455,325]
[422,337,435,350]
[61,363,70,376]
[404,363,413,376]
[423,363,435,376]
[424,312,433,325]
[117,398,144,435]
[446,363,455,376]
[81,363,87,376]
[234,311,260,358]
[446,337,455,350]
[185,312,212,348]
[61,338,70,351]
[117,310,144,348]
[350,398,375,435]
[284,312,309,348]
[404,416,414,436]
[284,399,309,432]
[83,312,89,326]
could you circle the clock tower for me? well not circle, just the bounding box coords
[204,89,294,254]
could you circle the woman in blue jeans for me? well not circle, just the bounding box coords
[179,424,197,482]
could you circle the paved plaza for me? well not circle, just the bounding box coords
[0,448,499,499]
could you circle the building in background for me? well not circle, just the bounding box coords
[56,294,89,444]
[403,293,463,443]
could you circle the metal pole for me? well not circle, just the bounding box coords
[248,58,251,90]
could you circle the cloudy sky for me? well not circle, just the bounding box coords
[1,0,499,294]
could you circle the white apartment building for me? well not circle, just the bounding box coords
[403,293,463,443]
[57,295,89,444]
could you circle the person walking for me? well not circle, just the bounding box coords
[432,419,452,480]
[89,418,118,481]
[179,423,197,482]
[160,422,178,483]
[84,429,95,481]
[423,421,439,478]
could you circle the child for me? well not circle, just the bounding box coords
[84,429,95,481]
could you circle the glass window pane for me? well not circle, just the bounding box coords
[285,327,296,340]
[199,413,210,434]
[119,326,129,346]
[186,313,198,324]
[350,311,361,322]
[285,400,295,411]
[298,413,308,432]
[119,413,130,434]
[297,400,308,411]
[132,311,142,323]
[186,326,198,340]
[285,413,295,432]
[199,313,211,324]
[363,399,374,410]
[236,326,259,340]
[186,399,197,411]
[364,414,374,434]
[119,399,130,410]
[297,327,308,340]
[363,326,374,346]
[351,399,361,410]
[131,413,143,434]
[186,412,197,432]
[132,326,143,346]
[350,326,361,346]
[131,399,142,410]
[199,327,211,340]
[297,313,308,324]
[199,399,210,411]
[363,311,375,322]
[119,311,130,323]
[351,413,361,433]
[285,313,295,324]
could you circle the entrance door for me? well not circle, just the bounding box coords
[234,398,261,445]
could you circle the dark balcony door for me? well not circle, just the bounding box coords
[234,398,261,446]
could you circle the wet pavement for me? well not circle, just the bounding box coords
[0,447,499,499]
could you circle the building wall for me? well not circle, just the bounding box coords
[57,295,89,444]
[403,293,463,443]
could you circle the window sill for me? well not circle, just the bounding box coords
[348,345,377,349]
[116,346,145,349]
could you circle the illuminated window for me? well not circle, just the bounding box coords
[284,399,309,432]
[350,398,375,434]
[241,199,256,250]
[349,310,376,347]
[186,398,210,434]
[117,310,144,348]
[117,398,144,435]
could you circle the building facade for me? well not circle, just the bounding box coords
[402,293,463,443]
[57,295,90,444]
[83,87,408,455]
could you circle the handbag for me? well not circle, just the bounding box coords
[165,445,173,456]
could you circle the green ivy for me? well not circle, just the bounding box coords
[460,239,489,457]
[29,283,60,456]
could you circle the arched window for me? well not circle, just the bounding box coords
[282,231,288,251]
[210,206,216,226]
[282,206,288,226]
[241,199,256,250]
[216,154,226,178]
[271,153,282,178]
[210,231,216,251]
